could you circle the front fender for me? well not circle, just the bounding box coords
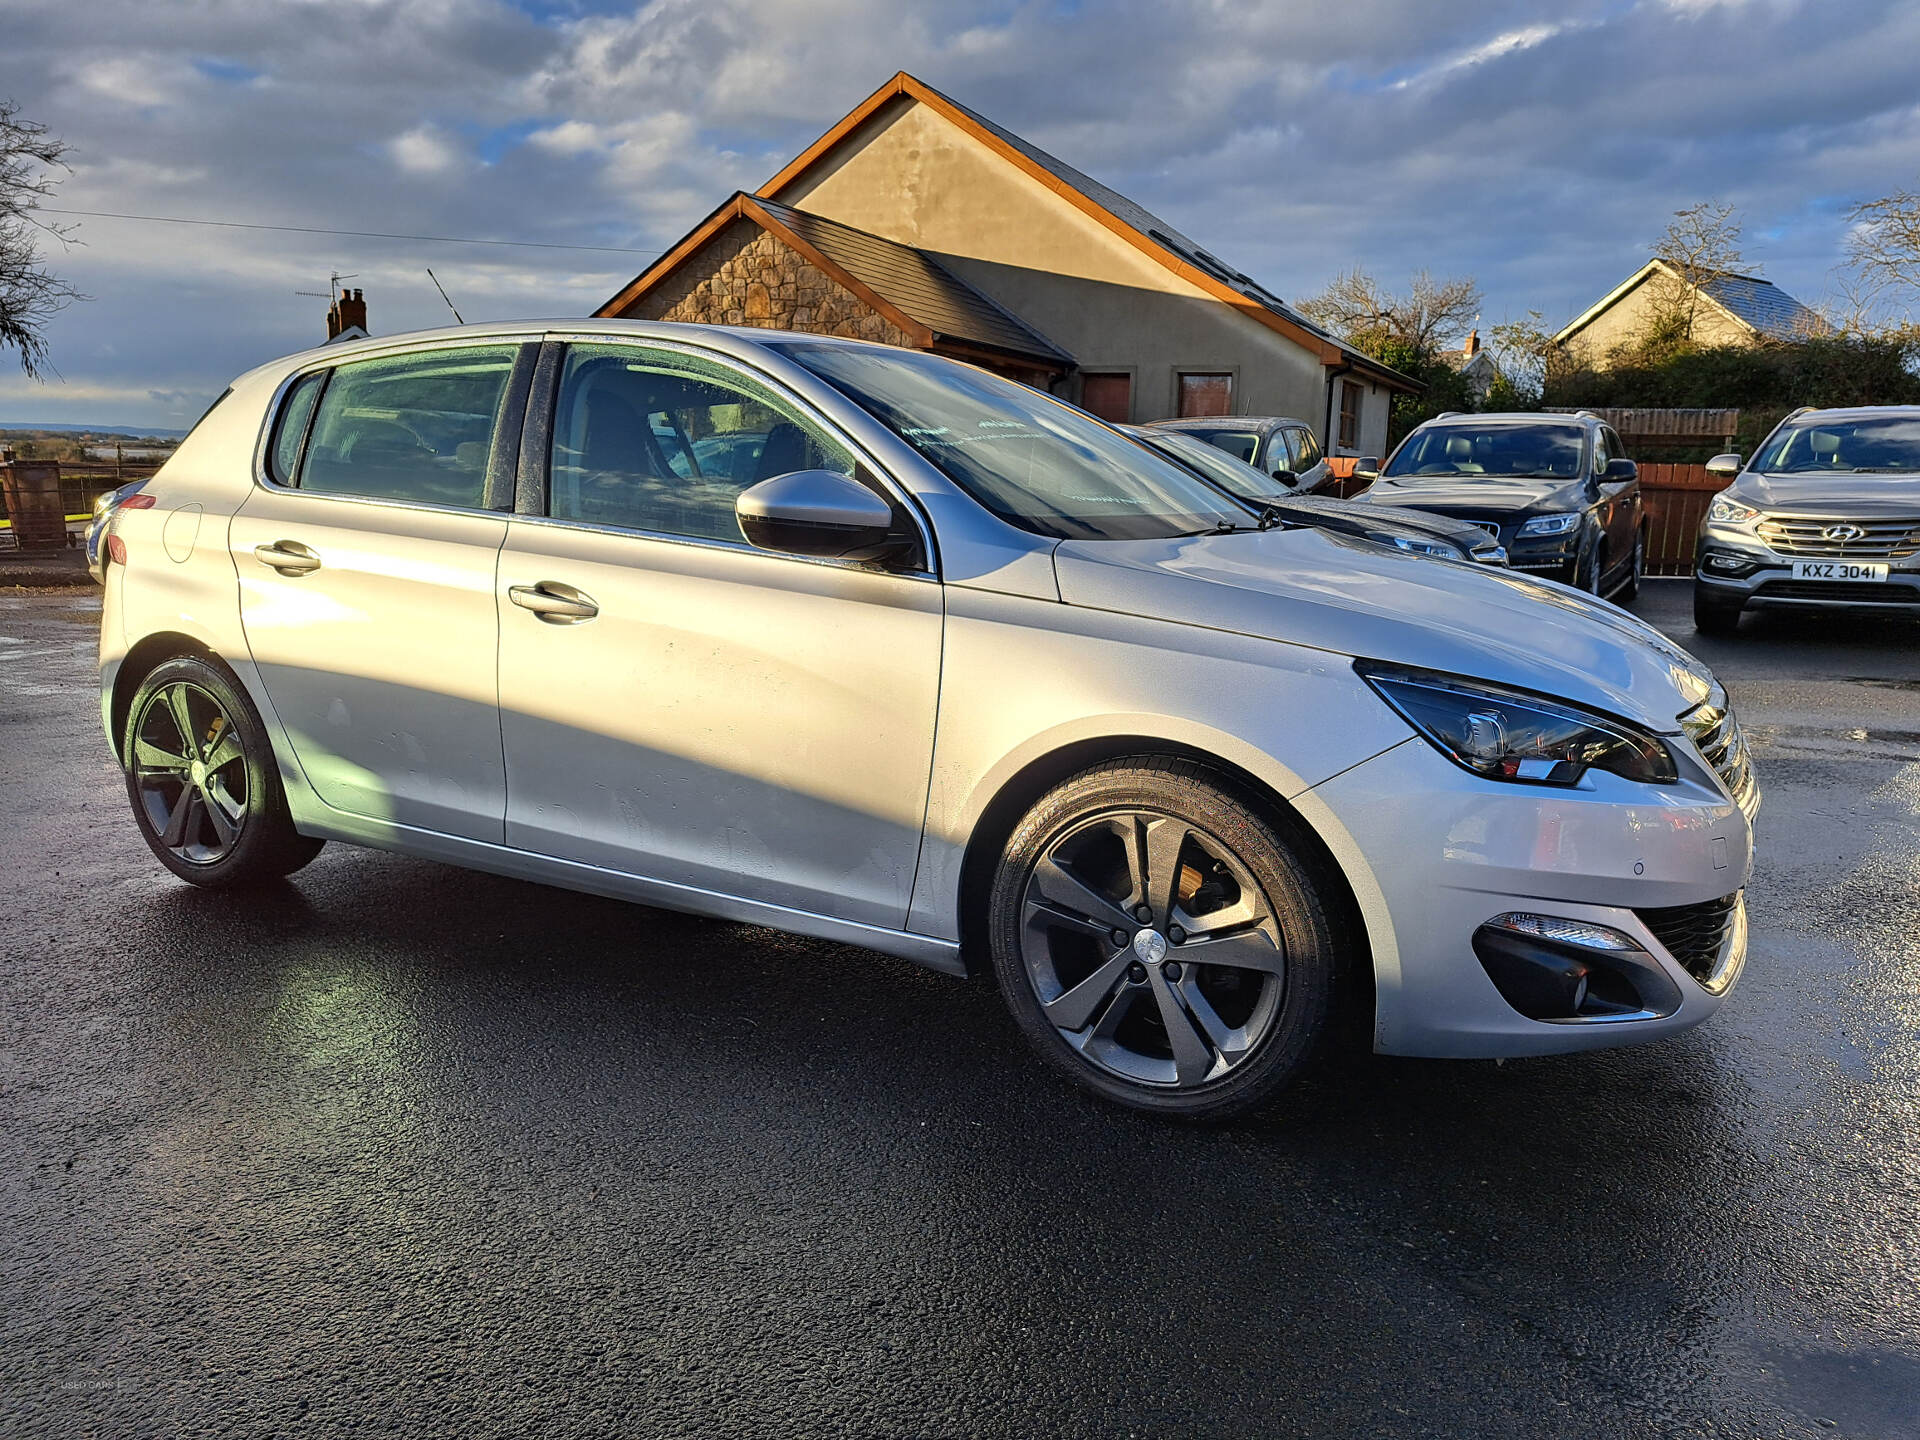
[904,585,1411,942]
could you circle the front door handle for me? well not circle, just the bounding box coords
[254,540,321,576]
[508,581,599,624]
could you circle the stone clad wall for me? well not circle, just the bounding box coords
[630,219,913,347]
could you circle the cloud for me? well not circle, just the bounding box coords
[4,0,1920,425]
[390,125,464,175]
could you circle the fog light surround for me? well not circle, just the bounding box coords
[1472,913,1684,1023]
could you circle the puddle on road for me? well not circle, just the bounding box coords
[1745,723,1920,764]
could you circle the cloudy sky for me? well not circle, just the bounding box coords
[3,0,1919,429]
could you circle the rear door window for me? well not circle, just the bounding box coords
[296,345,519,508]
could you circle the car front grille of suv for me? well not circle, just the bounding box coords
[1637,893,1743,989]
[1755,515,1920,559]
[1682,699,1759,819]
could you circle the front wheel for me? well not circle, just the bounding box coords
[1617,530,1646,602]
[123,656,324,887]
[987,759,1349,1120]
[1692,587,1743,636]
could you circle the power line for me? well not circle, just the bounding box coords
[38,207,660,257]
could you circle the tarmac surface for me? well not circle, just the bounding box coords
[2,579,1916,1438]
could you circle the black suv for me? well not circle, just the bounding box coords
[1361,412,1646,597]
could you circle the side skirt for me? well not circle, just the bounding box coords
[291,808,969,978]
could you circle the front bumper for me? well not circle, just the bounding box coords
[1695,527,1920,611]
[1304,734,1756,1058]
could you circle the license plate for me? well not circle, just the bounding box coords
[1791,560,1888,582]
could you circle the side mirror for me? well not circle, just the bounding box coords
[1604,458,1638,482]
[1705,453,1742,477]
[1355,457,1380,474]
[736,469,899,560]
[1270,468,1299,487]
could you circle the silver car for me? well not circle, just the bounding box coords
[1694,406,1920,632]
[95,321,1758,1119]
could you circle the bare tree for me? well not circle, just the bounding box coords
[1,100,81,379]
[1295,267,1483,360]
[1641,201,1750,350]
[1844,185,1920,319]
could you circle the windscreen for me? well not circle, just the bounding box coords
[1751,416,1920,474]
[774,343,1249,540]
[1385,424,1586,479]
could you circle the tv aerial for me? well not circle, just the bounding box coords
[295,271,359,301]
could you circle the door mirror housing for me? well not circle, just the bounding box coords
[1705,453,1742,477]
[736,469,903,561]
[1603,457,1638,483]
[1270,468,1299,487]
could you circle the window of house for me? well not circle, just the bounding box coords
[1080,373,1132,423]
[296,345,518,508]
[549,344,854,543]
[1177,372,1234,418]
[1337,381,1364,451]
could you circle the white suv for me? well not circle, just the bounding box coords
[95,321,1758,1118]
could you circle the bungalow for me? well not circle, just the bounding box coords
[596,72,1416,459]
[1554,259,1827,365]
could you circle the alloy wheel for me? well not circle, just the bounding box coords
[131,680,249,865]
[1019,809,1287,1088]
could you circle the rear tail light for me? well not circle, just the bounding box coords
[107,535,128,566]
[120,493,156,510]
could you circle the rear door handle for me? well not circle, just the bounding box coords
[508,581,599,623]
[254,540,321,576]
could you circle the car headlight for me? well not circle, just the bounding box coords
[1518,512,1580,537]
[1707,497,1760,525]
[1357,664,1678,787]
[1390,535,1456,558]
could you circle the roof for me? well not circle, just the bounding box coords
[1440,349,1498,375]
[758,72,1422,394]
[1420,412,1591,429]
[596,192,1072,370]
[1147,416,1306,437]
[1554,259,1827,346]
[1695,272,1825,341]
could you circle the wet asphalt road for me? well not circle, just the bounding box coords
[2,581,1916,1439]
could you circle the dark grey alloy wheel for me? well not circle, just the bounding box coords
[124,656,324,886]
[989,760,1345,1119]
[131,678,250,864]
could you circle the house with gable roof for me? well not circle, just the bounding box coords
[1553,259,1829,366]
[596,72,1417,459]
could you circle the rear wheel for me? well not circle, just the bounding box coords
[123,656,324,887]
[988,759,1348,1120]
[1692,587,1743,636]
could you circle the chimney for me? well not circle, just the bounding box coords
[327,288,368,340]
[1463,328,1480,357]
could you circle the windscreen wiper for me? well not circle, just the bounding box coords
[1256,504,1297,531]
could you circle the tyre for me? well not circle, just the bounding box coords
[987,758,1349,1120]
[122,655,324,887]
[1578,543,1603,594]
[1617,530,1646,603]
[1692,587,1743,636]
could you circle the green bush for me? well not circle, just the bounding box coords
[1544,333,1920,457]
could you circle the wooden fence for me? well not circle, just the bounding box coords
[1639,463,1730,575]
